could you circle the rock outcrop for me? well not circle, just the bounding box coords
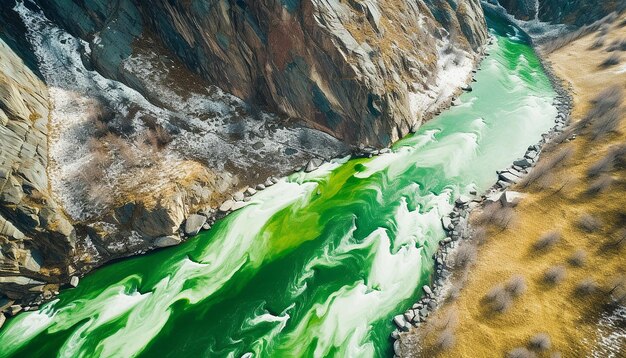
[495,0,626,26]
[33,0,488,146]
[0,33,75,299]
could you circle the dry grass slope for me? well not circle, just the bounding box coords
[402,13,626,358]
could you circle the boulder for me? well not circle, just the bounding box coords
[184,214,207,236]
[233,192,245,201]
[154,235,182,248]
[0,313,5,329]
[393,315,409,331]
[441,217,453,230]
[219,200,235,212]
[305,158,323,173]
[498,171,520,184]
[500,191,525,207]
[69,276,79,288]
[513,158,533,168]
[423,285,433,296]
[7,304,22,316]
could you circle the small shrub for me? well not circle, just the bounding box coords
[599,53,621,68]
[534,231,561,251]
[473,226,487,245]
[520,147,574,188]
[453,244,477,269]
[508,347,537,358]
[605,229,626,250]
[436,329,456,350]
[478,202,516,229]
[577,213,602,233]
[544,266,566,285]
[506,275,527,297]
[589,36,605,50]
[568,250,587,267]
[529,333,551,351]
[586,174,613,195]
[588,145,626,177]
[485,285,512,313]
[606,38,626,52]
[575,278,598,296]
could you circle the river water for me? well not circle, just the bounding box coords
[0,16,557,358]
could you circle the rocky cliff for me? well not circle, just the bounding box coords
[495,0,626,26]
[0,0,488,309]
[0,28,75,299]
[34,0,488,146]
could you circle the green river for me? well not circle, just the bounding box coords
[0,16,557,358]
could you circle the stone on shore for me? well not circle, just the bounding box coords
[233,192,245,201]
[305,158,323,173]
[441,217,453,230]
[8,304,22,316]
[423,285,433,296]
[0,313,5,329]
[500,191,525,207]
[184,214,207,236]
[393,314,409,331]
[498,171,520,184]
[154,235,182,248]
[69,276,79,288]
[219,200,235,212]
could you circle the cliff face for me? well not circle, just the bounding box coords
[496,0,626,26]
[0,34,75,299]
[0,0,488,306]
[34,0,488,146]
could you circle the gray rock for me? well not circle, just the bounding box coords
[8,304,22,316]
[423,285,433,296]
[233,192,245,201]
[305,158,323,173]
[499,191,525,207]
[70,276,79,288]
[154,235,182,248]
[441,217,453,230]
[525,150,538,160]
[219,200,235,212]
[513,158,532,168]
[231,201,248,211]
[256,184,266,191]
[498,171,520,184]
[393,314,408,331]
[0,313,5,329]
[184,214,207,236]
[202,223,211,230]
[404,309,415,322]
[245,187,257,196]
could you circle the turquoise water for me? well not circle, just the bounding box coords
[0,18,556,358]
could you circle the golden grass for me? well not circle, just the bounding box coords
[405,15,626,358]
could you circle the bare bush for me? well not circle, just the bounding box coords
[604,229,626,250]
[477,202,516,229]
[544,266,566,285]
[577,213,602,233]
[143,124,173,150]
[606,38,626,52]
[485,285,512,313]
[506,275,527,297]
[453,243,477,269]
[608,275,626,304]
[589,36,605,50]
[529,333,551,351]
[586,174,614,195]
[578,86,624,131]
[575,278,598,296]
[436,329,456,351]
[508,347,537,358]
[534,231,561,251]
[587,144,626,177]
[473,226,488,246]
[568,249,587,267]
[520,147,574,188]
[600,53,622,68]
